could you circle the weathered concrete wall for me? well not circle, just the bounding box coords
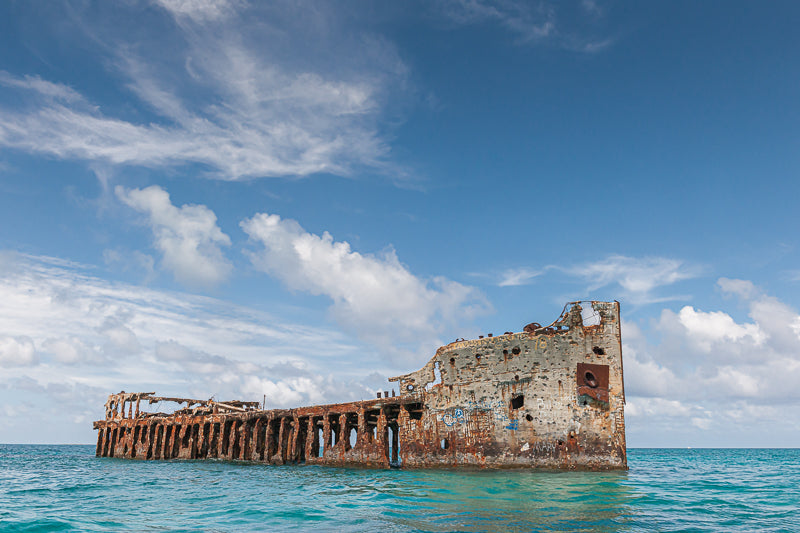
[390,301,626,469]
[93,301,626,470]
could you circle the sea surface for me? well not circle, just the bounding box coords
[0,446,797,532]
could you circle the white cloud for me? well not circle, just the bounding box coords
[497,267,541,287]
[491,254,697,299]
[241,213,491,360]
[673,306,765,352]
[435,0,612,52]
[0,336,37,367]
[116,185,232,288]
[0,2,405,181]
[706,367,759,397]
[99,318,143,355]
[717,277,758,300]
[41,337,100,365]
[625,397,694,419]
[103,248,156,283]
[0,71,84,103]
[567,254,699,303]
[155,340,256,375]
[621,341,678,398]
[624,278,800,443]
[153,0,243,23]
[0,252,401,442]
[581,0,602,16]
[437,0,555,42]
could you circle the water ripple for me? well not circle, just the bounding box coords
[0,446,798,532]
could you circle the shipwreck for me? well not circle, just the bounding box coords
[93,301,627,469]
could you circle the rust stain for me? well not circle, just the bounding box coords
[93,301,627,470]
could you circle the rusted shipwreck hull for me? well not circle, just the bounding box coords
[93,301,626,470]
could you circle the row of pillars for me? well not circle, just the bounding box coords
[96,405,405,466]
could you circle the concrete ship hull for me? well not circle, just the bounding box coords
[94,301,626,470]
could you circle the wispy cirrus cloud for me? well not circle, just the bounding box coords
[566,254,701,303]
[152,0,244,23]
[497,267,543,287]
[434,0,613,52]
[0,2,407,180]
[0,252,391,443]
[495,254,699,302]
[437,0,556,42]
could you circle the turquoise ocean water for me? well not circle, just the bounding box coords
[0,446,797,532]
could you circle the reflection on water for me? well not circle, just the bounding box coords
[1,446,798,532]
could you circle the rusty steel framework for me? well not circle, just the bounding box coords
[94,301,627,469]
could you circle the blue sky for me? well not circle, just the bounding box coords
[1,0,799,447]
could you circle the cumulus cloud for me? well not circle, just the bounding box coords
[623,278,800,444]
[0,336,37,367]
[41,337,100,365]
[116,185,232,288]
[241,213,491,360]
[0,3,406,180]
[669,306,765,352]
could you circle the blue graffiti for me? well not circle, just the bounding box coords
[441,410,466,426]
[505,420,519,431]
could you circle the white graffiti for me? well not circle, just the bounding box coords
[531,442,558,454]
[535,394,576,412]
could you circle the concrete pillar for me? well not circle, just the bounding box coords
[199,423,208,459]
[322,416,331,458]
[190,423,198,459]
[228,420,239,459]
[154,424,163,460]
[96,428,104,457]
[357,408,366,447]
[304,417,315,461]
[288,417,300,463]
[276,417,287,464]
[338,413,348,451]
[264,418,274,463]
[177,424,189,459]
[251,418,263,461]
[391,423,399,463]
[239,420,249,460]
[217,420,227,458]
[378,409,388,464]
